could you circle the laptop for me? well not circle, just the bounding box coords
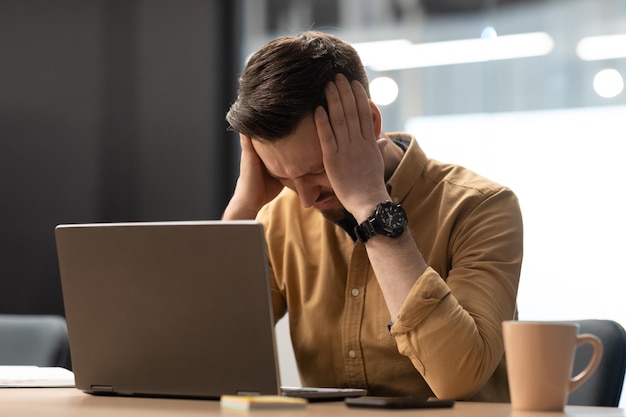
[55,220,366,401]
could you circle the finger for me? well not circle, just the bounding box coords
[376,138,388,153]
[351,80,376,141]
[314,105,338,155]
[239,133,251,152]
[323,79,349,145]
[333,74,362,141]
[239,134,260,164]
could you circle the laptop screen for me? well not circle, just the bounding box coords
[56,220,281,399]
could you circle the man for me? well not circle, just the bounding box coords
[223,31,523,402]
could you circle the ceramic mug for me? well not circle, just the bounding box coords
[502,320,603,411]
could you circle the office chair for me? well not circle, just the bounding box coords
[0,314,71,369]
[566,319,626,407]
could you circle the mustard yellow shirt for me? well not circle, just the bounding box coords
[257,134,523,401]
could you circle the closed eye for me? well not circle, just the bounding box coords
[268,166,326,181]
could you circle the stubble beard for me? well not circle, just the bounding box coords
[313,191,351,223]
[321,209,349,223]
[319,202,351,224]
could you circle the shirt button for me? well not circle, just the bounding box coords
[351,288,360,296]
[348,350,357,358]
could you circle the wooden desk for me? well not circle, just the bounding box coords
[1,388,624,417]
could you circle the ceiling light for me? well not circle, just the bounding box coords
[369,77,399,106]
[593,69,624,98]
[577,34,626,61]
[353,32,554,71]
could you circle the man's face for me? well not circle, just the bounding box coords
[251,115,348,222]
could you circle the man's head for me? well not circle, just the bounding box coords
[226,31,369,141]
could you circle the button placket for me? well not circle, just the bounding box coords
[342,244,368,387]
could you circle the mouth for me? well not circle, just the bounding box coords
[312,194,337,210]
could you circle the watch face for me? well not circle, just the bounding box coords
[376,201,407,236]
[355,201,407,243]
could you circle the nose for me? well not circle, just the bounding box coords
[291,178,320,209]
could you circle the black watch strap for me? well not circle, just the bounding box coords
[354,218,377,243]
[354,201,407,243]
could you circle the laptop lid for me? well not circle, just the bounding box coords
[55,220,281,399]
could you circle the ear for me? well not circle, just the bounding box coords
[369,100,383,137]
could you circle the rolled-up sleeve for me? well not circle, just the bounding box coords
[391,188,523,399]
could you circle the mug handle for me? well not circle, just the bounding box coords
[569,334,603,393]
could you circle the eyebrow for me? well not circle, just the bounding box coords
[267,165,325,180]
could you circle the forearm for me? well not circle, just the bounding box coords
[364,229,428,319]
[222,134,284,221]
[391,267,516,399]
[366,231,509,399]
[387,190,522,399]
[221,195,260,220]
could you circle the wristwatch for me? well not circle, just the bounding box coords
[354,200,408,243]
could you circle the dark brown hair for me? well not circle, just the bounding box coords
[226,31,369,141]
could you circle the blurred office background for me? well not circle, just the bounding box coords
[1,0,624,405]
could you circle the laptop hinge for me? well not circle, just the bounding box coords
[91,385,115,394]
[235,390,262,396]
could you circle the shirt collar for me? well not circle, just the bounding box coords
[386,133,428,204]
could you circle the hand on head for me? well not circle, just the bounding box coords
[223,73,391,222]
[222,134,284,220]
[314,74,391,222]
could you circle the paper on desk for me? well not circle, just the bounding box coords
[0,366,75,387]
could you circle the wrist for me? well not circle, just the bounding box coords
[351,194,392,224]
[354,200,408,243]
[222,198,261,221]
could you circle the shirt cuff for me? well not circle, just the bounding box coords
[391,266,451,334]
